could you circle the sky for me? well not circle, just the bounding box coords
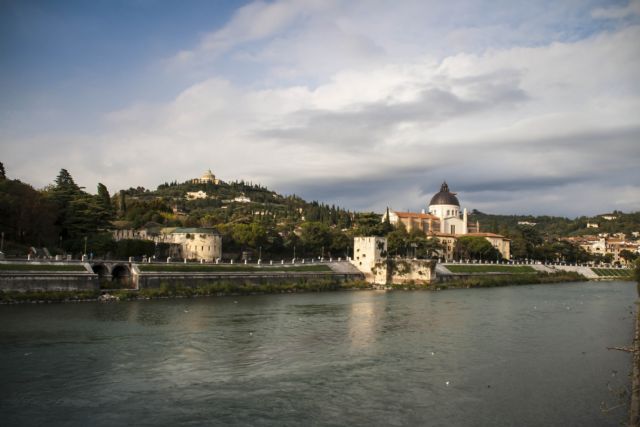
[1,0,639,218]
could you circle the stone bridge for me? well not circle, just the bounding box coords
[90,262,133,281]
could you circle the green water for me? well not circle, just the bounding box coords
[0,281,635,426]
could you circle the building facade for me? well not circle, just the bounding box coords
[112,227,222,261]
[164,228,222,261]
[384,181,511,260]
[351,236,435,285]
[352,236,387,277]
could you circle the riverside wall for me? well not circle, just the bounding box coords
[630,298,640,426]
[437,263,632,281]
[0,273,100,292]
[0,261,363,292]
[135,271,363,289]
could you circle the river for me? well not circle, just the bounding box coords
[0,281,635,426]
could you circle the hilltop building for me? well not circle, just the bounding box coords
[192,170,221,185]
[383,181,511,260]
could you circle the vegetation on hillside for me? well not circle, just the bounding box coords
[469,209,640,239]
[1,161,638,263]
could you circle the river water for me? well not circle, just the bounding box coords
[0,281,635,426]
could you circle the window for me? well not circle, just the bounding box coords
[450,225,456,234]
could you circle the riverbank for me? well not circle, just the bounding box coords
[630,299,640,426]
[0,278,374,304]
[400,271,588,290]
[0,271,594,303]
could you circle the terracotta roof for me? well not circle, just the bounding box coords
[466,232,511,240]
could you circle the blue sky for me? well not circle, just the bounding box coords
[1,0,639,217]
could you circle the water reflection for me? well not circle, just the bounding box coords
[0,281,635,427]
[347,293,384,351]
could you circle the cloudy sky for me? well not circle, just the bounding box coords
[1,0,639,217]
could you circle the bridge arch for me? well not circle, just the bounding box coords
[91,263,110,277]
[111,264,131,280]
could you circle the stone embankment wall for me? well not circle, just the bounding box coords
[0,275,100,292]
[0,262,99,292]
[0,261,363,292]
[372,259,436,285]
[135,261,364,289]
[136,272,361,289]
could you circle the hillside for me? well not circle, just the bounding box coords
[468,210,640,239]
[115,179,355,231]
[1,163,638,263]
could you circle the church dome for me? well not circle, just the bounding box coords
[201,170,216,180]
[429,181,460,206]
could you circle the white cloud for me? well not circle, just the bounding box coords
[169,0,332,69]
[592,0,640,20]
[3,1,640,217]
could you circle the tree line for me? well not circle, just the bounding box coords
[1,162,637,264]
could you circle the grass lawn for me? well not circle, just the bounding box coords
[592,268,632,277]
[0,263,87,272]
[445,264,537,274]
[138,264,333,273]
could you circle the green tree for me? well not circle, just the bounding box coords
[328,228,350,257]
[48,169,84,240]
[455,236,501,261]
[386,224,409,256]
[352,212,385,236]
[118,190,127,215]
[97,183,113,213]
[0,178,57,247]
[0,161,5,180]
[620,249,639,264]
[232,223,267,250]
[300,222,332,256]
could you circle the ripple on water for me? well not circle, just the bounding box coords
[0,282,635,426]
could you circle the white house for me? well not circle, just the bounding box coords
[186,190,208,200]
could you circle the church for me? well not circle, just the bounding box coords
[383,182,510,260]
